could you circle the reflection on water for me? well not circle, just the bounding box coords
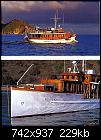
[11,109,100,126]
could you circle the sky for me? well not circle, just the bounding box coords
[1,1,100,24]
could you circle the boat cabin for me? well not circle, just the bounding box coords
[83,69,100,99]
[14,61,100,100]
[27,27,72,40]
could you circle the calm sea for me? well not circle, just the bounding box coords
[2,91,100,126]
[1,24,100,56]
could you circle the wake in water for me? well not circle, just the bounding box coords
[2,40,29,45]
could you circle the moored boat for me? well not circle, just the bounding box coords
[11,61,100,117]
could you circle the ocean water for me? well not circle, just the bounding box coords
[2,91,100,126]
[2,35,99,56]
[1,24,100,56]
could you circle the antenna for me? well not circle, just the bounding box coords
[72,61,79,73]
[17,64,34,85]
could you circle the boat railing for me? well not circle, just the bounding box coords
[83,81,100,99]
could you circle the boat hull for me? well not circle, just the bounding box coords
[11,88,100,117]
[27,37,78,44]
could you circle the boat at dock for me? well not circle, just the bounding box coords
[24,12,78,44]
[11,61,100,117]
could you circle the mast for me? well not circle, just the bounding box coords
[85,60,86,72]
[82,60,85,73]
[54,14,57,29]
[62,11,64,29]
[64,60,66,72]
[51,10,61,29]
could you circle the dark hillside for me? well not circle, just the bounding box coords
[2,60,100,85]
[1,19,35,34]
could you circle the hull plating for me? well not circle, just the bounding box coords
[11,89,100,117]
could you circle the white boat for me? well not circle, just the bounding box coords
[25,12,78,44]
[25,32,78,44]
[11,87,99,117]
[11,61,100,117]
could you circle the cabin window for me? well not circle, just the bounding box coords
[91,76,96,82]
[34,34,41,38]
[67,76,69,79]
[38,34,41,38]
[33,34,36,38]
[29,34,33,39]
[72,76,75,79]
[34,34,37,38]
[45,85,54,92]
[85,76,89,80]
